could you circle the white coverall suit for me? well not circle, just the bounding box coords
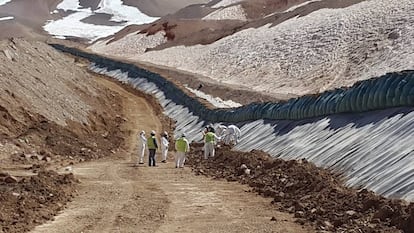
[224,125,241,145]
[215,125,227,138]
[161,135,169,162]
[138,131,147,164]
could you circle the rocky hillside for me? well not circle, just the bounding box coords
[0,38,124,166]
[0,38,129,232]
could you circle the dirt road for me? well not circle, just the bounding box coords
[30,78,313,233]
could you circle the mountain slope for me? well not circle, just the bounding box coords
[0,0,208,41]
[131,0,413,98]
[0,38,124,164]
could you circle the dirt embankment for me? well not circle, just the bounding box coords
[0,39,125,166]
[187,144,414,233]
[0,171,77,233]
[0,39,128,232]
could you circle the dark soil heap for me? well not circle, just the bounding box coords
[187,143,414,233]
[0,171,77,233]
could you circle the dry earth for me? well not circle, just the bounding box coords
[0,171,77,233]
[0,38,124,165]
[29,69,313,233]
[187,144,414,232]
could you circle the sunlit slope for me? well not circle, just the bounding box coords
[135,0,413,98]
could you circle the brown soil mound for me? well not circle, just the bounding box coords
[187,143,414,232]
[0,170,77,233]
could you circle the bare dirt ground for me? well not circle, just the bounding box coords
[29,74,313,233]
[187,144,414,232]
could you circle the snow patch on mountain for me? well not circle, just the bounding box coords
[0,0,11,6]
[44,0,158,42]
[95,0,157,23]
[0,16,13,21]
[56,0,82,11]
[44,11,123,42]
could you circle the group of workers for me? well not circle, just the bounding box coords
[137,124,241,168]
[138,130,189,168]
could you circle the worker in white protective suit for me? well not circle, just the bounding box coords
[161,131,169,163]
[224,125,241,145]
[203,127,221,159]
[175,133,190,168]
[137,131,147,165]
[215,124,227,138]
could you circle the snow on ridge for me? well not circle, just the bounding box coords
[0,16,13,21]
[44,11,125,42]
[212,0,244,8]
[44,0,159,43]
[57,0,83,12]
[0,0,11,6]
[95,0,157,23]
[136,0,414,98]
[203,4,247,20]
[185,85,242,108]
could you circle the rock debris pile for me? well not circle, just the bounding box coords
[0,171,77,233]
[187,143,414,232]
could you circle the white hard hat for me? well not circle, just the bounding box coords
[151,130,156,135]
[141,130,145,135]
[181,133,186,137]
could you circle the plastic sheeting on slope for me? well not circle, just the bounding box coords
[90,64,206,142]
[52,44,414,201]
[91,62,414,201]
[234,109,414,200]
[49,44,414,122]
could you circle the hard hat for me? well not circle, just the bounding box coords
[151,130,156,135]
[140,130,145,135]
[181,133,186,137]
[164,131,168,136]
